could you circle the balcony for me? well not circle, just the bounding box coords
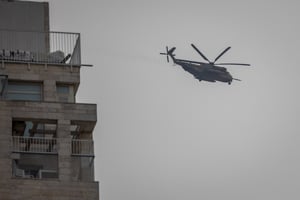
[11,137,94,181]
[12,136,94,157]
[0,30,90,66]
[12,136,57,154]
[72,139,94,157]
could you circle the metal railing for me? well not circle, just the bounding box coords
[12,136,57,154]
[12,136,94,156]
[72,139,94,157]
[0,30,82,65]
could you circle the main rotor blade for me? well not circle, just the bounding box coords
[213,47,231,63]
[176,59,207,65]
[215,63,250,66]
[191,44,210,62]
[233,78,241,81]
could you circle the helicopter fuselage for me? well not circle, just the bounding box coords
[160,44,249,84]
[176,61,233,84]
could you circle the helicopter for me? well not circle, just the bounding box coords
[160,44,250,84]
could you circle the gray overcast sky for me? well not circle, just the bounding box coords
[47,0,300,199]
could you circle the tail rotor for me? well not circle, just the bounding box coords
[160,46,176,63]
[160,46,170,62]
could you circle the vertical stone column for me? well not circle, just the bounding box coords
[43,80,56,102]
[57,119,72,181]
[0,104,12,180]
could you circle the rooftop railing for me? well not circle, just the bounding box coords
[0,30,90,66]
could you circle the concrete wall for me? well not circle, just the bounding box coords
[0,1,49,53]
[0,1,49,32]
[0,179,99,200]
[0,104,12,180]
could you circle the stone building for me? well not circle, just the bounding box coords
[0,1,99,199]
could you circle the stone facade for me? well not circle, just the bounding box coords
[0,1,99,200]
[0,179,99,200]
[0,64,99,200]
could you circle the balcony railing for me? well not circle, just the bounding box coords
[72,139,94,157]
[12,136,57,154]
[12,136,94,156]
[0,30,88,66]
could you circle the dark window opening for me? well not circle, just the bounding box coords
[12,154,58,179]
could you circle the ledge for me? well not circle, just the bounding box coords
[2,100,97,123]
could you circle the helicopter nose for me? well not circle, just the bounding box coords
[226,73,232,81]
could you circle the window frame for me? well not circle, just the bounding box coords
[6,81,43,101]
[56,83,75,103]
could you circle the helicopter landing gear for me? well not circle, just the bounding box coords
[228,81,232,85]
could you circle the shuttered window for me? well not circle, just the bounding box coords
[6,82,42,101]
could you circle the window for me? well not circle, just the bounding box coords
[0,75,7,97]
[57,85,69,94]
[12,155,58,179]
[6,82,42,101]
[57,84,74,103]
